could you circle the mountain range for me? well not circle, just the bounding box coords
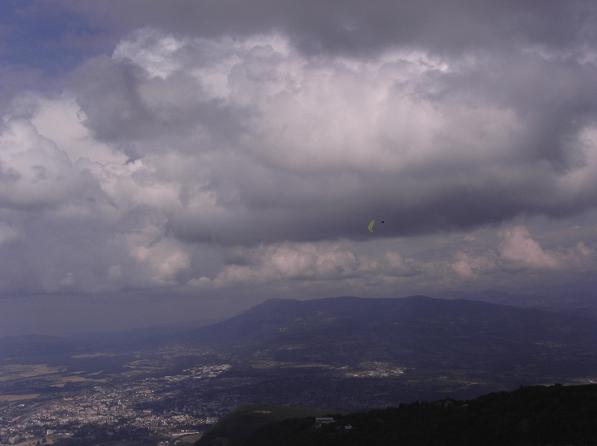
[192,295,597,384]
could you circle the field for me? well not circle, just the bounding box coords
[0,393,40,402]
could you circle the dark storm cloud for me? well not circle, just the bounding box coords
[58,0,597,56]
[169,162,595,246]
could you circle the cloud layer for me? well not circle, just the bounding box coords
[71,30,597,244]
[59,0,597,57]
[0,2,597,298]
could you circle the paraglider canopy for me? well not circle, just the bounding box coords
[368,219,385,233]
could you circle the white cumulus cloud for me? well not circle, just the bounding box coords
[499,226,561,269]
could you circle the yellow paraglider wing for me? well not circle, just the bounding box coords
[367,219,376,233]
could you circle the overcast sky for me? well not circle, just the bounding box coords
[1,0,597,335]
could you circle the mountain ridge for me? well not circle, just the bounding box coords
[191,295,597,383]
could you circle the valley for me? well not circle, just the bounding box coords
[3,296,597,445]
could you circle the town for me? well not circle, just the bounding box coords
[0,364,232,445]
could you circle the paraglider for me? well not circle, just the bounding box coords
[367,219,384,233]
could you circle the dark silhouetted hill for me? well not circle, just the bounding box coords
[198,383,597,446]
[196,405,324,446]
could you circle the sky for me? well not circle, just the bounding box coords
[1,0,597,335]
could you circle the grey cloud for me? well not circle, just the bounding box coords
[169,165,595,245]
[71,54,251,159]
[58,0,597,57]
[430,52,597,171]
[3,2,597,304]
[66,30,597,248]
